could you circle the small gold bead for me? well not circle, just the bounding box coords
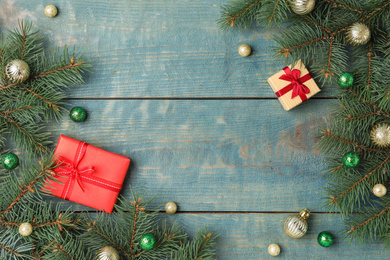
[19,223,33,236]
[268,243,281,256]
[44,5,58,18]
[165,201,177,214]
[238,44,252,57]
[373,184,387,197]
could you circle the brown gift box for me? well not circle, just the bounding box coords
[267,60,321,111]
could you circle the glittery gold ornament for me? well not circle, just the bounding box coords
[290,0,316,15]
[370,124,390,147]
[373,184,387,197]
[19,223,33,236]
[238,44,251,57]
[6,59,30,83]
[165,201,177,214]
[346,23,371,46]
[268,243,281,256]
[284,208,310,238]
[95,246,120,260]
[44,5,58,18]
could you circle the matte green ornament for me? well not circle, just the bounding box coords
[139,233,156,250]
[1,153,19,170]
[343,152,360,168]
[317,231,334,247]
[338,73,354,88]
[70,106,87,122]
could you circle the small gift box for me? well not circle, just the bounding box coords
[45,135,130,213]
[267,60,321,111]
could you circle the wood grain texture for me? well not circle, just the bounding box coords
[47,99,335,212]
[0,0,337,98]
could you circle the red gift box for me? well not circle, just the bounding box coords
[45,135,130,213]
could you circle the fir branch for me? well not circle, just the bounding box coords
[347,89,390,119]
[23,86,60,111]
[360,1,390,23]
[33,60,84,79]
[195,232,212,260]
[0,243,21,257]
[52,244,74,260]
[218,0,263,30]
[129,198,145,253]
[268,0,281,23]
[348,206,390,234]
[319,0,364,13]
[367,42,372,89]
[4,106,33,115]
[344,111,379,121]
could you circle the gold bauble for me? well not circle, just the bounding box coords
[19,223,33,237]
[95,246,120,260]
[373,184,387,197]
[44,5,58,18]
[346,22,371,46]
[268,243,281,256]
[238,44,252,57]
[284,208,310,238]
[290,0,316,15]
[370,124,390,147]
[6,59,30,83]
[165,201,178,214]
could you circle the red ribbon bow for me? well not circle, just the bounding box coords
[275,67,312,102]
[54,141,121,201]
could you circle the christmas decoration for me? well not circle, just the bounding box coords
[18,223,33,237]
[373,184,387,197]
[0,22,90,154]
[1,152,19,170]
[44,5,58,17]
[342,152,360,168]
[317,231,334,247]
[5,59,30,83]
[337,73,354,89]
[139,233,156,250]
[283,208,310,238]
[44,135,130,213]
[370,124,390,147]
[346,22,371,46]
[267,243,280,256]
[96,246,120,260]
[290,0,315,15]
[70,106,87,122]
[165,201,177,214]
[238,44,251,57]
[267,60,320,111]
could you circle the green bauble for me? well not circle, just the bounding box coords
[139,233,156,250]
[343,152,360,168]
[1,153,19,170]
[70,107,87,122]
[317,231,334,247]
[338,73,354,88]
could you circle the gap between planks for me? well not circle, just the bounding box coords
[64,97,336,100]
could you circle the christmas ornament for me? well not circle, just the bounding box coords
[337,72,354,88]
[1,152,19,170]
[342,152,360,168]
[165,201,177,214]
[238,44,251,57]
[290,0,316,15]
[346,22,371,46]
[317,231,334,247]
[267,243,280,256]
[370,124,390,147]
[373,184,387,197]
[139,233,156,250]
[6,59,30,83]
[44,5,58,17]
[95,246,120,260]
[284,208,310,238]
[70,106,87,122]
[19,223,33,236]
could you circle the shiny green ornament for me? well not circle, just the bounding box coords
[317,231,334,247]
[70,107,87,122]
[1,153,19,170]
[343,152,360,168]
[338,73,354,88]
[139,233,156,250]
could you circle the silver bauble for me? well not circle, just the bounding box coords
[6,59,30,83]
[370,124,390,147]
[96,246,120,260]
[284,208,310,238]
[346,22,371,45]
[291,0,316,15]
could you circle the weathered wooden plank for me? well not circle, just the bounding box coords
[1,0,337,98]
[47,99,335,212]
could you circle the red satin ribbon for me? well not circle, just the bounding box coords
[275,67,312,102]
[55,141,122,201]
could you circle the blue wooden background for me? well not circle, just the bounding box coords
[2,0,388,259]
